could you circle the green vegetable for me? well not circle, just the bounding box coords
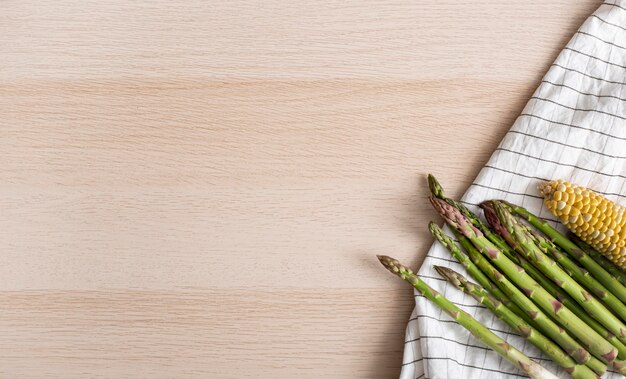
[435,265,599,379]
[377,255,560,379]
[490,200,626,368]
[428,222,530,322]
[430,196,617,365]
[506,201,626,306]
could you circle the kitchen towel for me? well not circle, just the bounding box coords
[401,2,626,378]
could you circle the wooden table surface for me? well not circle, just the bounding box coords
[1,1,603,378]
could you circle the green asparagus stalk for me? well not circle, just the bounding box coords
[482,202,626,359]
[428,222,531,323]
[572,235,626,288]
[506,201,626,306]
[434,266,599,379]
[451,226,607,376]
[529,226,626,325]
[377,255,560,379]
[490,200,626,362]
[429,196,617,365]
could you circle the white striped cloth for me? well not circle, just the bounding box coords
[401,2,626,378]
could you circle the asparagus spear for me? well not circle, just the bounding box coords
[506,201,626,305]
[482,202,626,358]
[429,196,617,365]
[529,225,626,325]
[434,266,599,379]
[429,222,531,322]
[572,235,626,288]
[377,255,560,379]
[451,225,607,376]
[490,200,626,360]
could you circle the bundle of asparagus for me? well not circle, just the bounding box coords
[378,255,561,379]
[378,175,626,378]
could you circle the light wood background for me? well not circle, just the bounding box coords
[0,1,603,378]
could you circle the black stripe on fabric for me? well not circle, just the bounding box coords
[483,163,626,199]
[407,336,497,352]
[507,129,626,160]
[408,315,519,336]
[577,30,626,51]
[403,336,560,365]
[552,63,626,85]
[552,62,626,85]
[403,357,424,366]
[413,274,447,283]
[494,147,626,181]
[530,96,626,121]
[425,255,463,265]
[519,113,626,142]
[415,374,426,379]
[401,356,531,378]
[563,46,626,69]
[591,14,626,32]
[468,182,542,199]
[483,165,549,182]
[606,1,626,13]
[415,293,488,309]
[541,80,626,102]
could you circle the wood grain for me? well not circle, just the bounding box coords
[0,1,602,377]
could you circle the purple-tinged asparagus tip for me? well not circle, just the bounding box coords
[429,196,482,238]
[480,201,510,240]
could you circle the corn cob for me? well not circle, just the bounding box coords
[539,179,626,270]
[434,265,599,379]
[377,255,561,379]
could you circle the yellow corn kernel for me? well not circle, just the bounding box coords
[540,179,626,269]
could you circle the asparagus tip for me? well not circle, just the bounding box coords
[433,265,452,279]
[428,221,441,235]
[479,200,493,209]
[377,255,413,276]
[427,174,445,198]
[434,265,464,288]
